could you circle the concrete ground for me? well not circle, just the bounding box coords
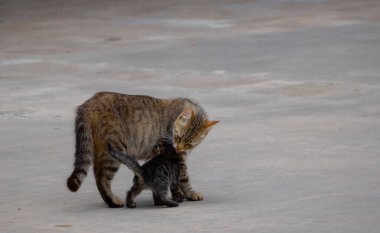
[1,0,380,232]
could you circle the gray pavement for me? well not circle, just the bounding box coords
[1,0,380,232]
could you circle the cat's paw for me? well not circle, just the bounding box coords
[172,191,185,203]
[186,192,203,201]
[107,198,124,208]
[166,201,179,208]
[126,202,137,208]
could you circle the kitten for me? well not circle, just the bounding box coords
[108,142,182,208]
[67,92,218,207]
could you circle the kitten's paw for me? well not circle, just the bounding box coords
[166,201,179,208]
[172,192,185,203]
[154,200,165,206]
[126,202,137,208]
[187,192,203,201]
[172,195,184,203]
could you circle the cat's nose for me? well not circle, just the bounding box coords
[176,145,185,153]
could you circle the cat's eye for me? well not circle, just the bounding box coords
[175,136,182,142]
[184,143,192,148]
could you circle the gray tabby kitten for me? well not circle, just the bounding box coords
[108,142,182,208]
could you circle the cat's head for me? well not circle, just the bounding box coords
[173,107,218,153]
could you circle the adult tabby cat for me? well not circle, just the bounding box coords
[67,92,218,208]
[108,142,183,208]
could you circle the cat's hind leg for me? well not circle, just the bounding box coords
[126,176,145,208]
[94,155,124,208]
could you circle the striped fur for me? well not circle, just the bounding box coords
[66,92,218,207]
[107,143,143,179]
[67,106,93,192]
[108,143,181,208]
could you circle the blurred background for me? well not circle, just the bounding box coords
[1,0,380,232]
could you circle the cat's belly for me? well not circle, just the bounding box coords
[136,152,156,161]
[127,147,157,161]
[123,133,161,161]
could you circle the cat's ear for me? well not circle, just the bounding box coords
[182,107,192,119]
[179,107,192,124]
[204,120,219,128]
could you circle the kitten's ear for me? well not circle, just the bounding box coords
[204,120,219,128]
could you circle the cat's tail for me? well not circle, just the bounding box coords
[107,143,144,178]
[67,106,93,192]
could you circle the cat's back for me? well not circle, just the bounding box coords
[78,92,170,124]
[81,92,163,110]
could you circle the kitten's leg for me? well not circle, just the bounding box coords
[94,156,124,208]
[179,159,203,201]
[153,179,179,207]
[155,189,179,208]
[170,181,184,203]
[153,192,165,206]
[126,176,145,208]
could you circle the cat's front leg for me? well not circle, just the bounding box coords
[178,159,203,201]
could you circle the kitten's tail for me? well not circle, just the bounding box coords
[107,143,144,178]
[67,106,93,192]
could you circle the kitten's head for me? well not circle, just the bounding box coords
[173,107,218,153]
